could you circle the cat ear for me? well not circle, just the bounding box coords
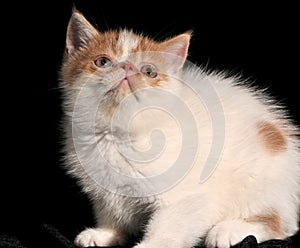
[66,10,99,55]
[160,33,191,69]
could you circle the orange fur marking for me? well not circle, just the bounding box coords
[62,31,123,83]
[148,74,169,87]
[131,37,160,53]
[257,121,287,155]
[246,212,283,237]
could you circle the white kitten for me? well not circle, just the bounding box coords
[60,10,300,248]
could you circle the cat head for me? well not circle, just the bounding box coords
[61,10,191,124]
[62,11,190,86]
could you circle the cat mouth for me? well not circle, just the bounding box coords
[121,77,140,101]
[106,75,139,101]
[114,77,135,92]
[120,78,131,87]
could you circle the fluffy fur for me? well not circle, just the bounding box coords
[60,11,300,248]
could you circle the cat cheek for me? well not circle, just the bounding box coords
[147,74,169,88]
[148,79,162,87]
[85,65,99,75]
[136,75,160,87]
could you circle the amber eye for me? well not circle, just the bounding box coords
[94,56,113,68]
[140,64,158,78]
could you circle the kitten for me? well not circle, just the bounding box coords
[60,10,300,248]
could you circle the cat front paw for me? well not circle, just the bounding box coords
[74,228,125,247]
[205,220,268,248]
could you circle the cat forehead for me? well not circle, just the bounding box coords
[97,30,158,59]
[117,30,138,49]
[116,30,139,57]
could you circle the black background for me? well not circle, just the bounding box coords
[2,1,299,247]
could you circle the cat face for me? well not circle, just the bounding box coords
[62,12,189,88]
[61,11,190,122]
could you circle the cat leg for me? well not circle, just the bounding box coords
[74,227,127,247]
[205,219,281,248]
[75,196,129,247]
[133,196,216,248]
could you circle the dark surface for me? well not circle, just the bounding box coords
[2,1,299,248]
[0,224,297,248]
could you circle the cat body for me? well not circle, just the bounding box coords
[60,11,300,248]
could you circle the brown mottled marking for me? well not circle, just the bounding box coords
[246,212,283,237]
[257,121,287,155]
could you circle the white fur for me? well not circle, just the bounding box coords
[62,65,300,247]
[118,30,139,59]
[61,26,300,248]
[74,227,126,246]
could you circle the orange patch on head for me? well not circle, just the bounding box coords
[62,31,127,83]
[257,121,287,155]
[148,74,169,87]
[246,212,283,237]
[130,37,160,53]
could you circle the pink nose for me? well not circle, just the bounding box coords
[121,62,134,74]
